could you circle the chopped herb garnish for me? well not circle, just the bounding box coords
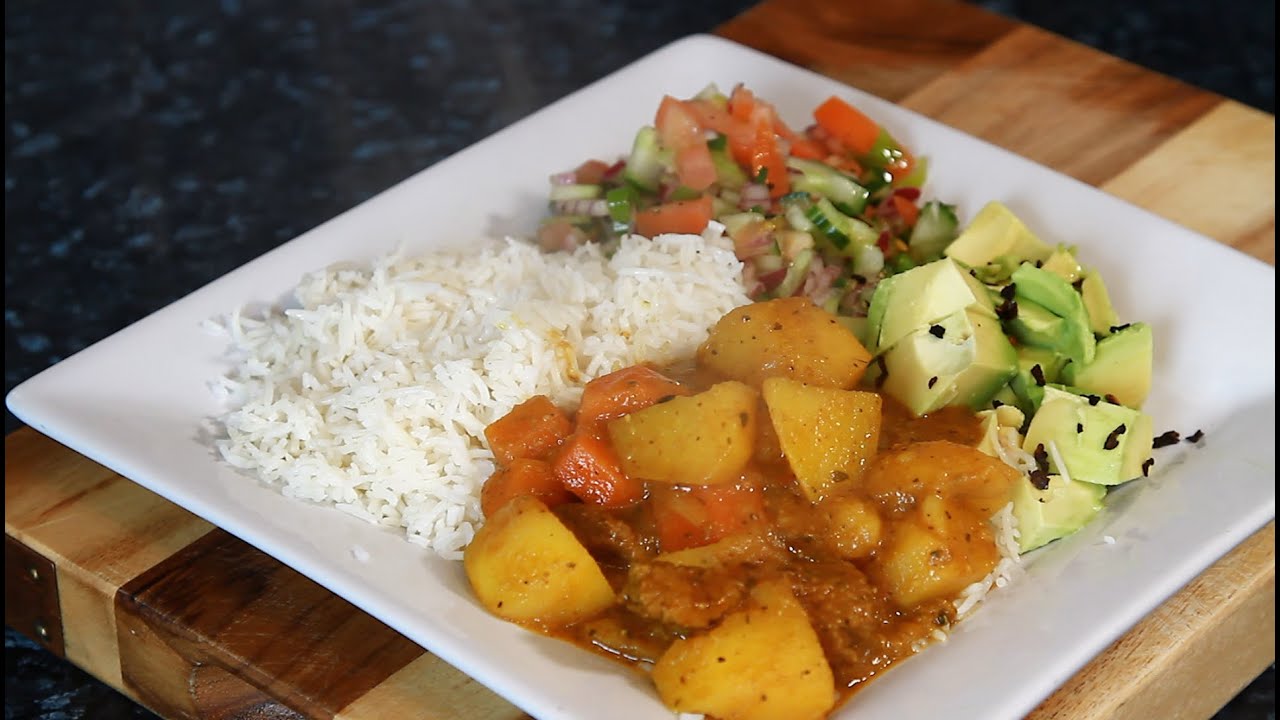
[1152,430,1181,448]
[1186,429,1205,443]
[1076,423,1084,434]
[1084,394,1102,406]
[1142,457,1155,477]
[754,166,769,184]
[928,324,946,339]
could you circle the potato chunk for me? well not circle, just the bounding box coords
[652,580,836,720]
[697,297,872,389]
[873,495,1000,607]
[607,381,758,485]
[762,377,882,501]
[463,495,615,627]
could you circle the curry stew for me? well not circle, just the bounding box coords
[465,298,1020,720]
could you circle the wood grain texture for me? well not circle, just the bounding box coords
[718,0,1018,103]
[4,428,213,689]
[1102,100,1276,261]
[116,530,425,719]
[900,24,1222,186]
[3,1,1275,719]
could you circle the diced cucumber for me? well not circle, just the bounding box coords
[710,141,748,190]
[773,249,814,298]
[908,200,959,262]
[623,126,671,192]
[719,212,766,237]
[805,197,878,253]
[549,184,602,201]
[786,157,870,215]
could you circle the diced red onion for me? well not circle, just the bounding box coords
[550,171,578,185]
[893,187,921,201]
[740,183,771,204]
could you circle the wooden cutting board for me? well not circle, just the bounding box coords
[6,1,1274,718]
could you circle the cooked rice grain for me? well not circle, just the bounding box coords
[212,228,749,559]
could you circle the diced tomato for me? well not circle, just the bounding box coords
[574,159,610,185]
[651,482,764,552]
[728,84,756,122]
[577,365,691,429]
[553,430,644,509]
[655,96,717,191]
[634,196,714,238]
[484,395,572,465]
[892,194,920,227]
[748,107,790,198]
[480,458,575,518]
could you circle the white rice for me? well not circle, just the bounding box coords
[210,226,749,559]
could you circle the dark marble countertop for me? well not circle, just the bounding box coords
[5,1,1273,718]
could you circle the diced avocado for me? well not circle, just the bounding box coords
[1006,297,1068,351]
[1010,263,1096,364]
[1012,474,1107,553]
[866,258,996,353]
[944,201,1054,269]
[970,254,1023,285]
[1080,271,1120,337]
[879,308,1018,416]
[1119,410,1154,481]
[1061,323,1153,408]
[1040,246,1084,284]
[990,384,1021,411]
[975,405,1026,459]
[1022,387,1151,486]
[1007,346,1068,416]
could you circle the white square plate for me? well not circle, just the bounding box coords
[8,35,1275,720]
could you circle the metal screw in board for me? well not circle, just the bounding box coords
[34,622,49,641]
[28,565,41,582]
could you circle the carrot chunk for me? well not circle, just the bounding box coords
[480,458,575,518]
[553,431,643,509]
[577,365,691,429]
[484,395,572,465]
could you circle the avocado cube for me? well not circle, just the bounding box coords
[1022,387,1153,486]
[866,257,996,353]
[1079,271,1120,337]
[1011,264,1096,365]
[880,309,1017,416]
[1062,323,1153,409]
[944,201,1054,269]
[1039,246,1084,284]
[1012,474,1107,553]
